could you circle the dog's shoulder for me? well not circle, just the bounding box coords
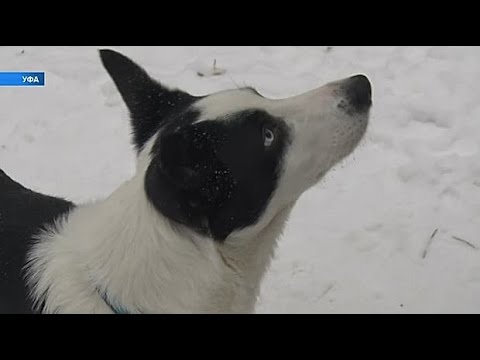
[0,169,75,227]
[0,169,75,313]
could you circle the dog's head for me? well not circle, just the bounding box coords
[100,49,371,241]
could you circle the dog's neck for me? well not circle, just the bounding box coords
[27,167,292,314]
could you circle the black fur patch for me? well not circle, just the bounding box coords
[145,109,291,241]
[0,169,75,313]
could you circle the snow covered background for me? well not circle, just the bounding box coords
[1,46,479,313]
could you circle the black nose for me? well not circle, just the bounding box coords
[344,74,372,112]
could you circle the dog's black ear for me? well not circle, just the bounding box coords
[99,49,196,151]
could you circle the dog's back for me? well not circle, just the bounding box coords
[0,169,74,313]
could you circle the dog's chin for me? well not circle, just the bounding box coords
[314,119,369,183]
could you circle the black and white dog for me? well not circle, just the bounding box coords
[0,49,372,313]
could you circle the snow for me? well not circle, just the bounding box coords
[1,46,479,313]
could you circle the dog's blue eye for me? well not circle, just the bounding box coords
[263,128,275,147]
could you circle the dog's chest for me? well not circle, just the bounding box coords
[102,247,258,314]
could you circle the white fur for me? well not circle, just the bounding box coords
[25,77,369,314]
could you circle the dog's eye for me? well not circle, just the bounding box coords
[263,128,275,147]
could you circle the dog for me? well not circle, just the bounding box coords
[0,49,372,313]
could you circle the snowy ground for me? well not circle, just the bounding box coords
[1,46,479,313]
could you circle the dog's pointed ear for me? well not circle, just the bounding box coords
[99,49,196,151]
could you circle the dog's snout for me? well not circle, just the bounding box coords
[344,74,372,112]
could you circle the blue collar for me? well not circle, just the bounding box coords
[105,301,131,314]
[98,288,131,314]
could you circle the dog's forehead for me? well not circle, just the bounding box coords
[193,89,271,122]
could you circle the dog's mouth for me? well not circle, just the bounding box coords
[329,75,372,167]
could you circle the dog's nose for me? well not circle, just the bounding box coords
[344,75,372,112]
